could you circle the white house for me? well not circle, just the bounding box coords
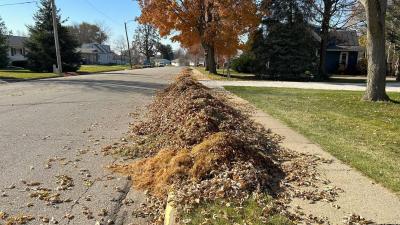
[77,43,115,65]
[7,36,28,63]
[189,59,205,67]
[172,58,189,67]
[154,58,171,67]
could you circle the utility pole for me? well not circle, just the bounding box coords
[124,22,133,69]
[51,0,62,75]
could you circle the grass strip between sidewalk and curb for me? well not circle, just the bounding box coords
[225,86,400,194]
[193,67,256,81]
[0,69,59,80]
[77,65,132,74]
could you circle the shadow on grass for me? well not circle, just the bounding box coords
[0,69,37,73]
[212,72,258,80]
[0,76,59,82]
[328,76,399,84]
[77,70,127,74]
[389,99,400,104]
[0,75,60,82]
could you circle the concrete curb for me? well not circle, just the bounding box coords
[164,192,177,225]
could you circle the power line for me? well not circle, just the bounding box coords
[83,0,119,25]
[0,1,36,7]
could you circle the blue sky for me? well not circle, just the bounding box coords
[0,0,179,50]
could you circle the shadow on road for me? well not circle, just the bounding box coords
[31,78,169,94]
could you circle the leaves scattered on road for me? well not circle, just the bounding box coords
[55,175,74,190]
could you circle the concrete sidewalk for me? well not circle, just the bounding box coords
[200,80,400,92]
[224,91,400,224]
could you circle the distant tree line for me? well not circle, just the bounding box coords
[0,0,175,72]
[0,17,9,68]
[67,22,110,46]
[0,0,113,72]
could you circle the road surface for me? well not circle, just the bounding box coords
[0,67,182,225]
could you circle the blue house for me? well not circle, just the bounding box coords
[325,30,364,74]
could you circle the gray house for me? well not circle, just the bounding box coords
[77,43,114,65]
[7,36,28,64]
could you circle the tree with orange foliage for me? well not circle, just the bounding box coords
[138,0,260,74]
[187,43,205,66]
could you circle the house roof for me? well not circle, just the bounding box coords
[310,28,361,49]
[7,35,27,47]
[78,48,98,54]
[78,43,113,54]
[328,30,359,47]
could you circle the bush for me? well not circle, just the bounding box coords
[11,60,28,68]
[357,58,367,75]
[251,21,318,81]
[231,53,256,73]
[63,63,81,72]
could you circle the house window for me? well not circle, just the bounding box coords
[11,48,16,56]
[340,52,349,66]
[19,49,23,55]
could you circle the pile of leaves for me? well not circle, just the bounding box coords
[110,69,364,224]
[110,70,285,222]
[130,69,278,153]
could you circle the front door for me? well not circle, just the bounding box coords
[339,52,349,70]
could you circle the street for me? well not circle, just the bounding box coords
[0,67,181,224]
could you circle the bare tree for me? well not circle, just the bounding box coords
[132,23,160,62]
[311,0,357,80]
[113,35,128,64]
[360,0,389,101]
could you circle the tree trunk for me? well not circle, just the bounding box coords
[318,1,333,80]
[395,55,400,81]
[362,0,390,101]
[227,58,231,78]
[208,46,217,74]
[387,41,393,76]
[203,43,217,74]
[319,29,329,80]
[204,47,209,71]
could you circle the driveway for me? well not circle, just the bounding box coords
[200,80,400,92]
[0,67,182,224]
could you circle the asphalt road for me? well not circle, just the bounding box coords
[0,67,182,225]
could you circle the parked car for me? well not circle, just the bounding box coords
[143,60,152,68]
[158,62,165,67]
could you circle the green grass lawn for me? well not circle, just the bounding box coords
[195,67,256,80]
[225,86,400,193]
[184,195,292,225]
[77,65,130,73]
[0,69,58,80]
[0,65,130,81]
